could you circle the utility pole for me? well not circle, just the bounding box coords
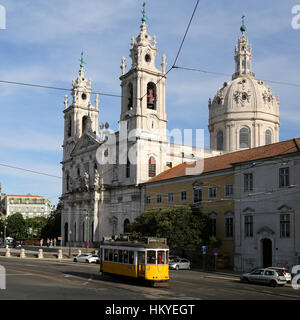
[3,216,7,247]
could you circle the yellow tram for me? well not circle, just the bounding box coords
[100,235,169,286]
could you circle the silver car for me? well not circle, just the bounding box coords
[240,268,287,287]
[73,253,95,263]
[267,267,291,283]
[169,258,191,270]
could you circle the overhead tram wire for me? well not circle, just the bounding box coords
[0,79,123,99]
[0,163,62,179]
[173,65,300,88]
[139,0,200,102]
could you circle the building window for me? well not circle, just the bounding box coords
[280,214,290,238]
[180,191,187,202]
[240,127,250,148]
[146,195,151,205]
[156,194,162,204]
[193,188,202,204]
[168,192,174,203]
[225,216,234,238]
[127,83,133,110]
[245,215,253,237]
[208,187,217,199]
[217,131,224,151]
[244,173,253,192]
[225,184,234,197]
[147,82,156,110]
[279,167,290,187]
[209,214,217,237]
[126,157,130,178]
[265,129,272,145]
[148,156,156,178]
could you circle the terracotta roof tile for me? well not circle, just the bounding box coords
[146,138,300,183]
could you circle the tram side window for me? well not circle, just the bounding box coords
[108,249,113,262]
[118,250,123,263]
[166,251,169,264]
[123,250,129,264]
[114,250,119,262]
[138,251,145,265]
[104,249,109,261]
[129,251,134,264]
[147,250,156,264]
[157,251,166,264]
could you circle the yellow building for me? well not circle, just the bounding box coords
[142,152,241,268]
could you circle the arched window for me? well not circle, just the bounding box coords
[67,116,72,137]
[240,127,250,148]
[265,129,272,145]
[128,83,133,110]
[147,82,157,110]
[148,156,156,177]
[124,219,130,233]
[126,157,130,178]
[82,116,88,133]
[66,174,70,191]
[217,131,224,151]
[64,222,68,244]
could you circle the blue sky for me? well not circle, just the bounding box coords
[0,0,299,206]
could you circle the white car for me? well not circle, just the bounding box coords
[267,267,291,283]
[73,253,99,264]
[240,268,287,287]
[169,258,191,270]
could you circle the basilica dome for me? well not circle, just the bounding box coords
[208,28,280,153]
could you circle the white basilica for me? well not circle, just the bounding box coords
[61,14,280,247]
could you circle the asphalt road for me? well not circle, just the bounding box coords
[0,256,300,300]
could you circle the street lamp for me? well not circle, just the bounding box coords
[68,230,72,258]
[85,209,90,253]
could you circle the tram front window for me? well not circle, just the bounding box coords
[104,249,109,261]
[108,249,113,261]
[157,251,166,264]
[123,250,129,264]
[129,251,134,264]
[147,250,156,264]
[114,250,119,262]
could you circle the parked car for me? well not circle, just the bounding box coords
[86,254,100,264]
[267,267,291,283]
[73,253,98,263]
[240,268,287,287]
[169,258,191,270]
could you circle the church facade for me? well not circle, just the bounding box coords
[61,15,281,248]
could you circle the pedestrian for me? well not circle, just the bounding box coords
[54,238,56,248]
[50,239,53,247]
[47,238,50,247]
[40,238,43,247]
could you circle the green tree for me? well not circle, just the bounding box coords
[25,217,47,238]
[41,202,61,239]
[127,205,211,251]
[6,213,27,240]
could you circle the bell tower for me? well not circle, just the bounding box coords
[63,53,99,161]
[119,4,168,183]
[119,3,167,135]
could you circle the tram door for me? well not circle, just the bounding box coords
[138,251,145,278]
